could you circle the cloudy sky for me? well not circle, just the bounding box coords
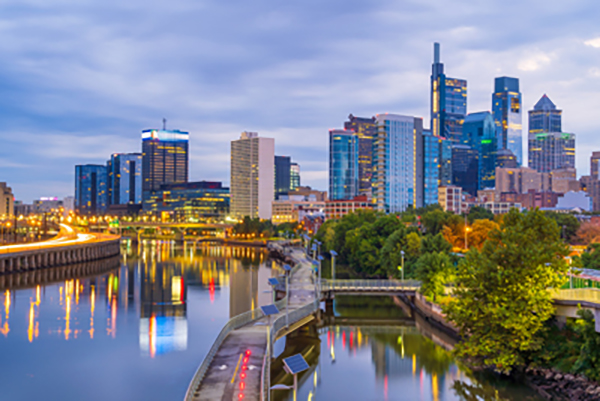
[1,0,600,202]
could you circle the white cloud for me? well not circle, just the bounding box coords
[518,52,552,72]
[584,37,600,48]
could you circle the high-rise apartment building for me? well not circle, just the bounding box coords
[528,95,575,173]
[290,162,300,190]
[493,77,523,165]
[75,164,108,215]
[373,114,423,213]
[329,129,359,201]
[421,130,452,206]
[462,111,497,190]
[141,128,189,197]
[344,114,377,198]
[274,156,291,198]
[430,43,467,142]
[0,183,14,217]
[108,153,142,205]
[230,132,275,219]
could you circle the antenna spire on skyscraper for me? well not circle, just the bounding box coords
[163,118,167,130]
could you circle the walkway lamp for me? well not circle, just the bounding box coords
[399,250,405,282]
[311,243,317,262]
[267,277,280,304]
[330,250,338,284]
[317,255,324,295]
[281,353,310,401]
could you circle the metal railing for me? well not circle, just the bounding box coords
[184,298,286,401]
[554,287,600,304]
[321,279,421,292]
[261,299,320,401]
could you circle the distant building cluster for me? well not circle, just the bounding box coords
[328,42,598,215]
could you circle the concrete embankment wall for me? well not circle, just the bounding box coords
[0,239,121,274]
[410,292,460,339]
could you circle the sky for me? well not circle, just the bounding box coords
[2,0,600,202]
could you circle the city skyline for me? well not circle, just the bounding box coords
[2,1,600,202]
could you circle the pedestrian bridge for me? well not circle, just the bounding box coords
[321,279,420,296]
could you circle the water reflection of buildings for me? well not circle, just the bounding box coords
[139,261,187,358]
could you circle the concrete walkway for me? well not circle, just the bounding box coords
[191,248,316,401]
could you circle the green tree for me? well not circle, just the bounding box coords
[379,227,407,276]
[414,251,453,301]
[579,243,600,270]
[444,209,569,373]
[545,212,580,243]
[467,206,494,224]
[571,308,600,381]
[405,232,422,258]
[421,233,452,254]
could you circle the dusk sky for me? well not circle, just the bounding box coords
[2,0,600,202]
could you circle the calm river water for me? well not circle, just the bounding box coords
[0,242,542,401]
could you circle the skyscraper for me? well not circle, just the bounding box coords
[274,155,291,198]
[0,183,14,217]
[75,164,108,215]
[290,163,301,190]
[493,77,523,165]
[430,43,467,142]
[141,128,189,197]
[373,114,423,213]
[462,111,497,189]
[329,129,359,201]
[528,95,575,173]
[107,153,142,205]
[591,151,600,180]
[421,130,452,206]
[344,114,376,198]
[451,145,479,196]
[230,132,275,219]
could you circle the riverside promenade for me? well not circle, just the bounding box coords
[186,248,317,401]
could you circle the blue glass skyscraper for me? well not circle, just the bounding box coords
[75,164,108,215]
[329,129,359,201]
[462,111,497,190]
[107,153,142,205]
[421,130,452,206]
[373,114,423,213]
[431,43,467,143]
[493,77,522,165]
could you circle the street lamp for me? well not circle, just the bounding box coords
[283,264,292,327]
[317,255,324,295]
[398,250,405,282]
[311,243,317,262]
[330,250,338,284]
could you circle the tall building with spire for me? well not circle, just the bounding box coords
[430,43,467,143]
[528,95,575,173]
[492,77,523,165]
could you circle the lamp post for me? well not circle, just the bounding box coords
[464,213,468,250]
[317,255,324,295]
[399,250,405,282]
[330,250,338,284]
[283,264,292,327]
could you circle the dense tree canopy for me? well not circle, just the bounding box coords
[545,212,580,243]
[444,209,570,373]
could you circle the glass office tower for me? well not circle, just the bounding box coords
[344,114,376,198]
[290,163,300,190]
[141,129,189,198]
[274,155,291,198]
[451,145,479,197]
[528,95,574,173]
[493,77,523,165]
[462,111,497,190]
[422,130,452,206]
[430,43,467,143]
[329,129,359,201]
[107,153,142,205]
[75,164,108,215]
[373,114,422,213]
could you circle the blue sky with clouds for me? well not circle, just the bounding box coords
[2,0,600,202]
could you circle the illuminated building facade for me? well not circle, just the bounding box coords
[462,111,496,189]
[75,164,108,215]
[143,181,229,221]
[290,163,300,190]
[230,132,275,219]
[274,155,291,198]
[141,129,189,197]
[373,114,423,212]
[108,153,142,205]
[325,195,372,221]
[344,114,376,198]
[421,130,452,206]
[430,43,467,142]
[329,129,359,201]
[451,145,478,196]
[438,185,463,213]
[0,182,14,217]
[528,95,575,173]
[493,77,523,165]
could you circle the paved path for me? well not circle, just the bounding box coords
[191,248,315,401]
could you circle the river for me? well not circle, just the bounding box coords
[0,242,543,401]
